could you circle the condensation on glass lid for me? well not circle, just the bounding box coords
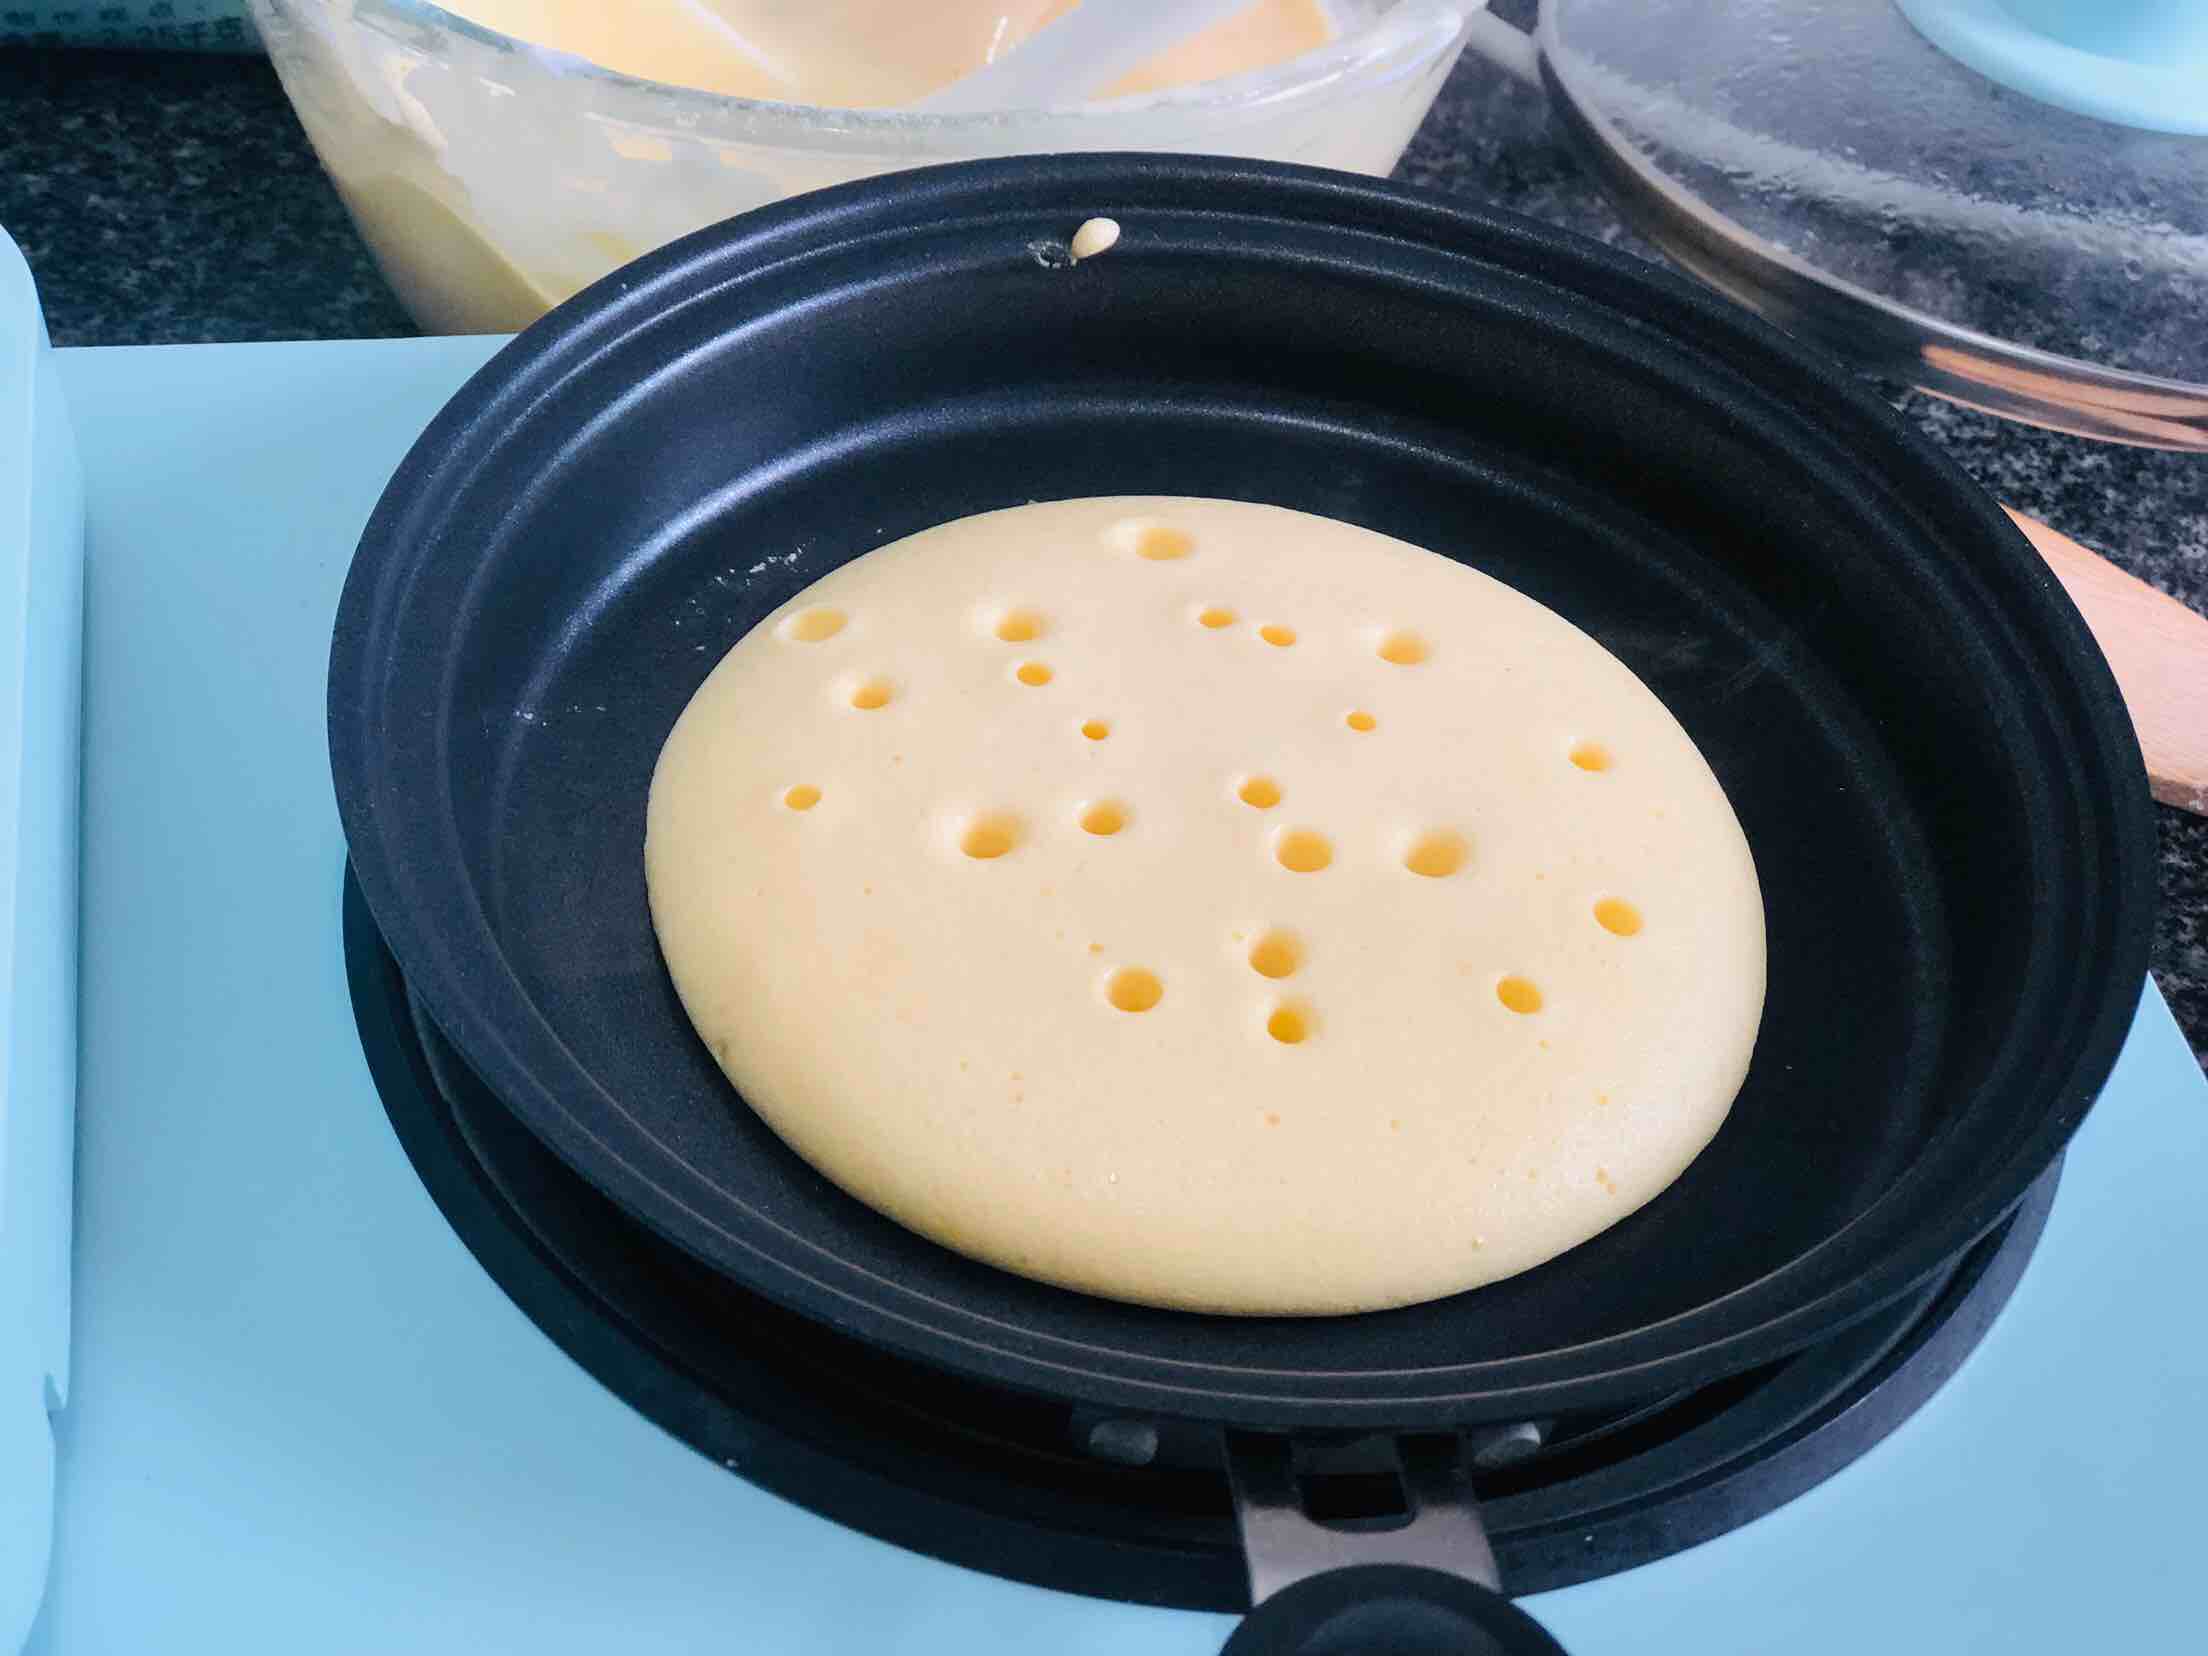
[1539,0,2208,444]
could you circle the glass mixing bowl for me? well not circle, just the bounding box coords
[249,0,1476,333]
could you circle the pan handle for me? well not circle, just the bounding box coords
[1221,1565,1566,1655]
[1221,1432,1570,1655]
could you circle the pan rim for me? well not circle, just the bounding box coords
[329,153,2154,1426]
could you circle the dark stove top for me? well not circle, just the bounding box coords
[344,872,2056,1611]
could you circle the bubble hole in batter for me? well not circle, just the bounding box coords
[781,607,846,643]
[960,812,1022,860]
[1107,967,1164,1012]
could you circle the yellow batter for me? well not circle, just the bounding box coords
[645,498,1766,1315]
[437,0,1335,106]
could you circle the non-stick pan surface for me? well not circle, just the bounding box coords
[330,156,2152,1429]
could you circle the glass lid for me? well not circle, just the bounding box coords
[1536,0,2208,448]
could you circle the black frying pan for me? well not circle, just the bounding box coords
[329,156,2152,1653]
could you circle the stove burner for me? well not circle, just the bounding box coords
[344,872,2057,1610]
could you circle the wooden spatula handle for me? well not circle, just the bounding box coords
[2006,508,2208,816]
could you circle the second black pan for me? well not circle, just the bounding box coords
[328,156,2151,1433]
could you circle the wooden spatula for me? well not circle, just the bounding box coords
[2008,509,2208,816]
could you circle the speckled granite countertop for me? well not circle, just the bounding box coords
[2,35,2202,1065]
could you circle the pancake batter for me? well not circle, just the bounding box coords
[645,497,1766,1314]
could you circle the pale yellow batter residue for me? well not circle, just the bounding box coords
[1069,217,1121,262]
[645,497,1766,1315]
[437,0,1335,107]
